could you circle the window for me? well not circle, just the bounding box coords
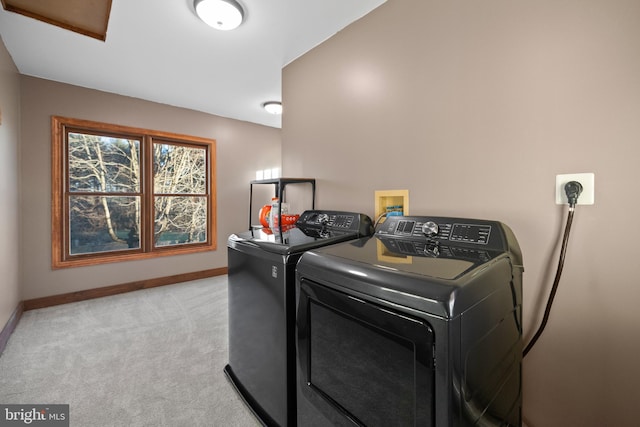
[52,116,216,268]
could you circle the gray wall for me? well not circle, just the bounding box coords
[0,36,20,329]
[19,76,281,300]
[282,0,640,426]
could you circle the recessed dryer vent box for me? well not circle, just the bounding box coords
[375,190,409,221]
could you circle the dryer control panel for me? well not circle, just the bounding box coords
[377,216,507,250]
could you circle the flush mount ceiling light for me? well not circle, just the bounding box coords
[194,0,244,31]
[263,101,283,115]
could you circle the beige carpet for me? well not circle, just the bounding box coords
[0,276,260,427]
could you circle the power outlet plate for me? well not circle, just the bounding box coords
[555,173,595,205]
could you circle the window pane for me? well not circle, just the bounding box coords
[70,195,141,255]
[68,132,140,193]
[153,143,206,194]
[53,116,216,268]
[154,196,207,247]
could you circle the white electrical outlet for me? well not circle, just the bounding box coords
[555,173,595,205]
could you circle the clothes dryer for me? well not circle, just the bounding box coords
[295,215,523,426]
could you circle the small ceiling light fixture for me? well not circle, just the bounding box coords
[263,101,283,115]
[194,0,244,31]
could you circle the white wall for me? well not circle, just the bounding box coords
[0,36,21,329]
[282,0,640,425]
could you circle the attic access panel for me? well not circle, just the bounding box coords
[1,0,112,41]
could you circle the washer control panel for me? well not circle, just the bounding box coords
[296,210,374,234]
[377,215,504,249]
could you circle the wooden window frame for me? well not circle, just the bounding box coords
[51,116,217,269]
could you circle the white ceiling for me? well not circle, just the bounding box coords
[0,0,386,128]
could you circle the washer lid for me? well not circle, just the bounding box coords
[297,238,515,318]
[229,226,361,255]
[296,215,522,318]
[316,235,502,280]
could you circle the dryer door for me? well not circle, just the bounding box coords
[296,278,436,427]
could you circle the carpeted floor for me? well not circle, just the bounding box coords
[0,276,261,426]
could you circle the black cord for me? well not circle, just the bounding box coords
[523,207,575,357]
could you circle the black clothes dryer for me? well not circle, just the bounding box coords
[225,210,374,427]
[295,215,524,427]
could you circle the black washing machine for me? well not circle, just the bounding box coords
[295,215,524,427]
[225,210,374,427]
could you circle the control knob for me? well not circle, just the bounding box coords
[424,241,440,257]
[421,221,439,237]
[317,213,330,225]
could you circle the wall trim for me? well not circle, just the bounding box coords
[0,302,24,356]
[23,267,228,311]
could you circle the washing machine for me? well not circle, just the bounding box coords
[295,215,524,426]
[225,210,374,427]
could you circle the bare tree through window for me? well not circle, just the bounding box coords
[153,142,208,247]
[68,132,140,254]
[52,117,216,269]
